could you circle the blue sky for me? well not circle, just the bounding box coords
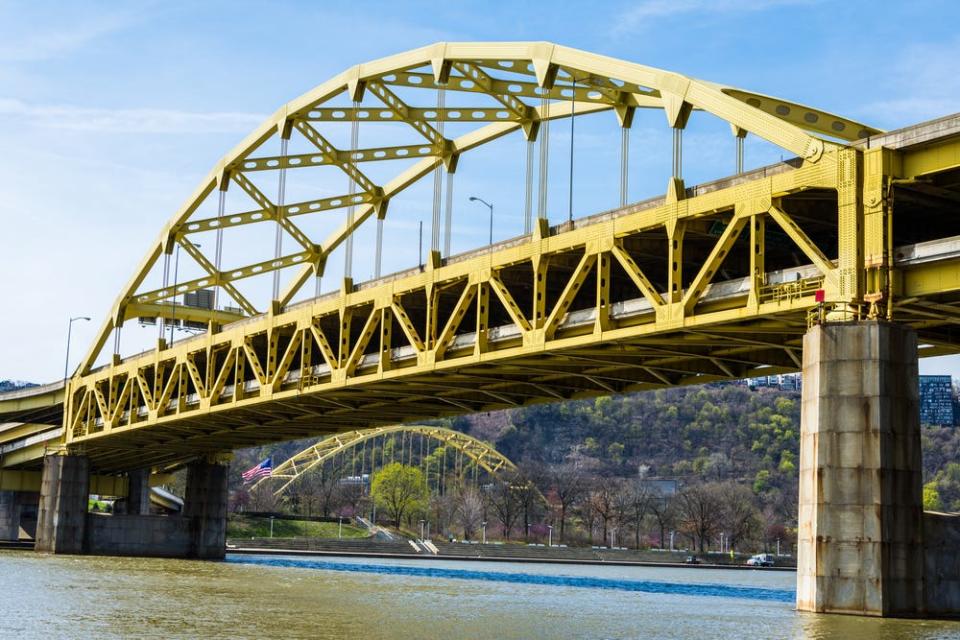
[1,0,959,382]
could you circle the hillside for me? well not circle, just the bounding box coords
[233,382,960,519]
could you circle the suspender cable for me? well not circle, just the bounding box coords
[374,218,384,278]
[272,137,289,302]
[537,94,550,220]
[159,251,170,341]
[620,127,630,207]
[443,170,454,257]
[568,77,576,223]
[344,102,360,280]
[431,87,446,254]
[672,127,683,180]
[212,187,227,312]
[736,135,745,175]
[524,139,534,234]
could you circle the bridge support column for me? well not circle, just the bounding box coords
[183,459,228,560]
[0,491,20,541]
[35,454,89,554]
[125,468,150,515]
[797,321,925,616]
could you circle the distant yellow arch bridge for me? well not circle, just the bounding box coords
[251,424,517,497]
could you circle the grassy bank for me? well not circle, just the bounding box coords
[228,515,368,539]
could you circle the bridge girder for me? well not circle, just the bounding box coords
[72,41,880,380]
[5,44,960,474]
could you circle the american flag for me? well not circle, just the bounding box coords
[242,458,272,482]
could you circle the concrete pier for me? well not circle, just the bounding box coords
[124,468,150,516]
[0,491,20,540]
[183,459,228,559]
[35,454,90,554]
[797,321,931,616]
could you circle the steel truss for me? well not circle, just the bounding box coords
[20,43,960,473]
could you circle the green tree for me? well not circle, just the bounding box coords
[371,463,428,527]
[923,481,943,511]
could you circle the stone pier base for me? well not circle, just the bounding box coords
[35,454,89,554]
[796,321,960,617]
[183,459,228,559]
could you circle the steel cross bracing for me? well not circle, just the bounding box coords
[4,42,959,473]
[251,424,516,496]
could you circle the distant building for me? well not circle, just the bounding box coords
[920,375,955,427]
[746,373,802,392]
[641,478,678,498]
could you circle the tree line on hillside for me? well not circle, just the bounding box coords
[362,461,787,554]
[224,382,960,550]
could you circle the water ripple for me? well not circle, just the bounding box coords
[226,555,795,603]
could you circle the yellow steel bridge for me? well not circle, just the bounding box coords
[3,42,960,477]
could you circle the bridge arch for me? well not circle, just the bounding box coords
[75,41,879,375]
[251,424,517,497]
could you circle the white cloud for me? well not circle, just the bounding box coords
[859,37,960,127]
[0,98,266,134]
[614,0,815,33]
[0,5,139,62]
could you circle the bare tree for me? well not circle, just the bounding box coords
[648,495,676,549]
[588,477,620,546]
[515,468,543,541]
[548,465,586,543]
[718,482,761,551]
[676,483,724,553]
[248,485,280,512]
[316,474,345,518]
[430,492,458,538]
[612,485,632,548]
[627,482,653,549]
[457,487,484,540]
[487,478,522,540]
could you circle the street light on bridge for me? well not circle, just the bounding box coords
[63,316,91,380]
[468,196,494,246]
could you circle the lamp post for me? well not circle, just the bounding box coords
[64,316,91,380]
[468,196,494,246]
[547,525,553,547]
[420,519,425,540]
[481,521,487,544]
[169,241,201,346]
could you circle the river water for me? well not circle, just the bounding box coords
[1,551,958,639]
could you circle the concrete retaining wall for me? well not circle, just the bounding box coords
[924,512,960,617]
[86,513,193,557]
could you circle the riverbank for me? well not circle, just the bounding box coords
[227,538,795,571]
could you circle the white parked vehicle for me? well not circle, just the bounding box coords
[746,553,775,567]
